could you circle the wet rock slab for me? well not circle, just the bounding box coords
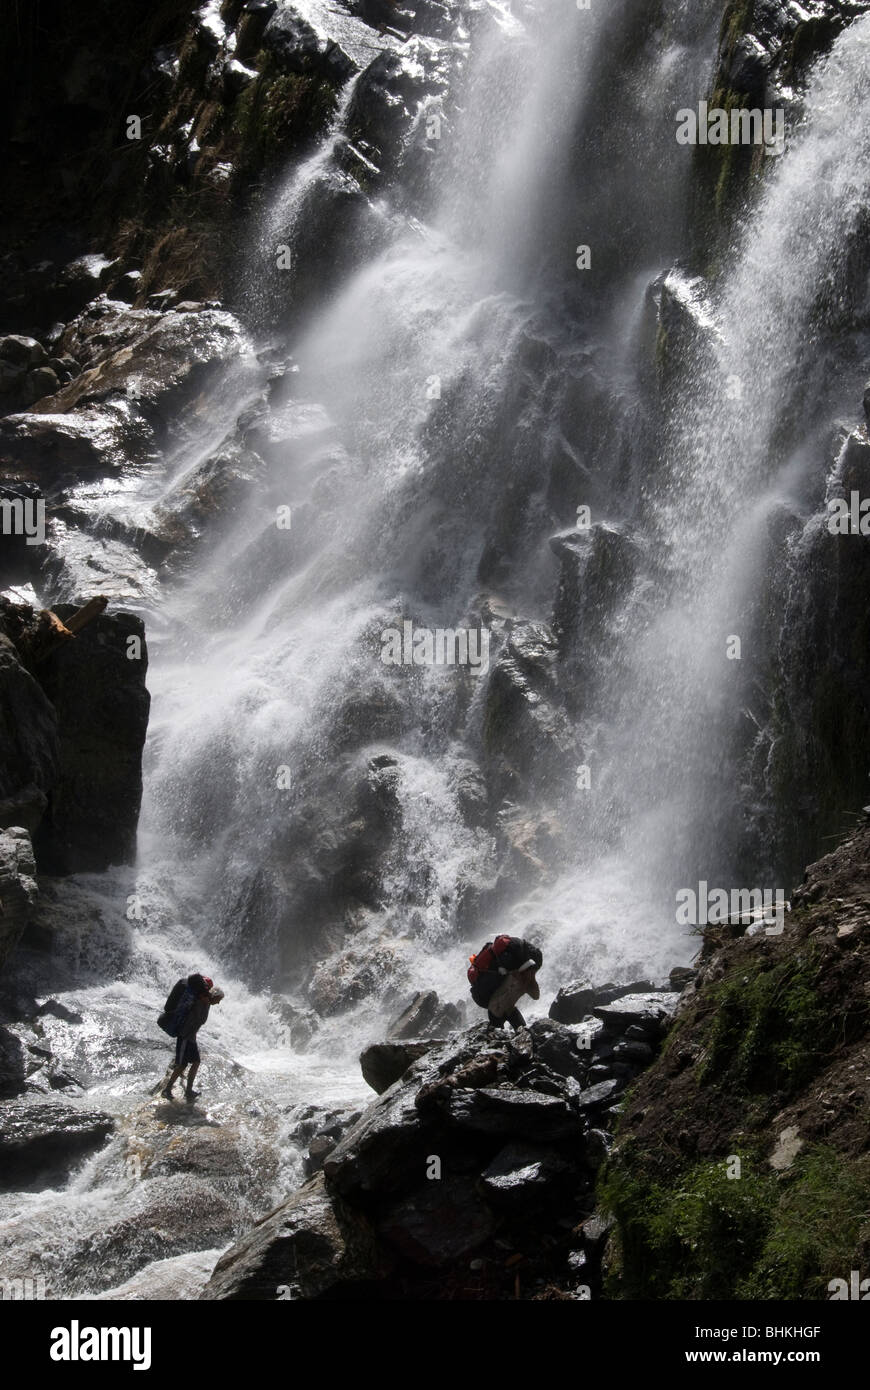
[592,991,680,1037]
[0,826,38,972]
[0,1100,114,1189]
[201,1171,386,1300]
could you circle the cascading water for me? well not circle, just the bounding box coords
[4,0,870,1298]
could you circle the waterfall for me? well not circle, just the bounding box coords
[5,0,870,1298]
[141,0,726,1005]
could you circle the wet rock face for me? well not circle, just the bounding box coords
[32,607,150,873]
[50,300,249,438]
[696,0,870,234]
[360,1038,443,1093]
[202,1169,388,1300]
[0,1100,114,1191]
[0,828,38,973]
[483,621,577,800]
[0,599,150,882]
[387,988,463,1040]
[0,622,59,831]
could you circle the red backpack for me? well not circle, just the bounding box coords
[467,934,513,985]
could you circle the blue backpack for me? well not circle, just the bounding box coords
[157,981,194,1037]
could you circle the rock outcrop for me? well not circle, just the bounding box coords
[0,599,150,880]
[32,604,150,873]
[0,622,59,832]
[0,827,38,973]
[203,986,681,1299]
[0,1100,114,1190]
[599,818,870,1300]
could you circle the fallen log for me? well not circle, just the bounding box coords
[30,596,109,662]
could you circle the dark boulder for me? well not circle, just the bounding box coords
[549,978,659,1023]
[387,989,462,1040]
[323,1074,432,1198]
[0,827,38,973]
[376,1176,495,1266]
[480,1141,577,1209]
[262,7,355,79]
[360,1039,443,1094]
[613,1038,654,1063]
[200,1171,386,1299]
[33,607,150,873]
[524,1018,591,1084]
[0,1100,114,1189]
[592,991,681,1039]
[575,1078,621,1112]
[669,965,696,990]
[484,621,577,794]
[22,367,61,407]
[439,1086,582,1142]
[0,1025,27,1098]
[0,621,59,830]
[549,979,596,1023]
[0,336,46,369]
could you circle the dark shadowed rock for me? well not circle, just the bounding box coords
[0,1101,114,1188]
[575,1078,621,1112]
[323,1075,431,1197]
[613,1038,654,1063]
[360,1039,443,1094]
[441,1086,581,1141]
[0,1025,27,1098]
[262,6,355,78]
[481,1141,577,1208]
[377,1176,495,1266]
[0,786,48,835]
[669,965,697,990]
[387,989,462,1040]
[525,1018,591,1084]
[484,621,576,793]
[201,1171,385,1299]
[548,979,596,1023]
[32,608,150,873]
[0,623,59,831]
[0,827,38,973]
[582,1128,612,1169]
[0,336,46,368]
[592,991,680,1038]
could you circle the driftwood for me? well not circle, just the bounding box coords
[29,596,109,663]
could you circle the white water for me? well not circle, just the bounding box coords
[4,0,870,1297]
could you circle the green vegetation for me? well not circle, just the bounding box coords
[719,0,755,54]
[235,68,339,168]
[600,1146,870,1300]
[698,947,832,1095]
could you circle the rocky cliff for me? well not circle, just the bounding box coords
[600,818,870,1300]
[199,821,870,1300]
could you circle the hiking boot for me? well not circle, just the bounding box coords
[185,1089,200,1102]
[161,1086,175,1101]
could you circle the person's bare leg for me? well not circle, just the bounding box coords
[162,1065,183,1098]
[185,1061,200,1099]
